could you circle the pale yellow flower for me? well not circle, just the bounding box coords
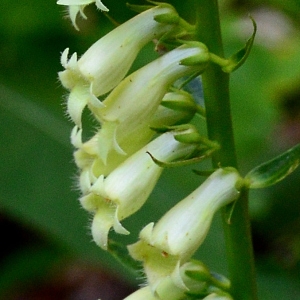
[58,4,181,126]
[128,168,243,290]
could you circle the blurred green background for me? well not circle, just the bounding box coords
[1,0,300,299]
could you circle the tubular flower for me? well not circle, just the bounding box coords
[73,89,198,182]
[58,4,182,126]
[153,261,209,300]
[57,0,109,30]
[80,130,201,250]
[128,168,243,289]
[92,42,209,164]
[124,261,224,300]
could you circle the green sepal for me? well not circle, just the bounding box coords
[161,99,196,112]
[245,142,300,189]
[175,133,218,149]
[192,169,215,176]
[209,272,231,292]
[174,129,202,144]
[149,125,173,133]
[185,290,209,299]
[179,41,210,66]
[222,17,257,73]
[107,239,141,272]
[180,55,209,67]
[146,148,215,168]
[160,90,197,113]
[149,123,193,135]
[184,260,211,282]
[180,53,210,67]
[185,262,230,293]
[154,12,180,24]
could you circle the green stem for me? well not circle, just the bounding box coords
[193,1,258,299]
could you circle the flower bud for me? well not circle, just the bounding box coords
[128,168,243,288]
[58,4,181,126]
[93,42,209,163]
[81,130,200,249]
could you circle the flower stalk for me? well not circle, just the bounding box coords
[193,0,258,299]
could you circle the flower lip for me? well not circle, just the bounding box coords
[57,1,109,30]
[59,4,184,126]
[83,130,200,250]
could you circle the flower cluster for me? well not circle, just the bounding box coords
[58,2,244,299]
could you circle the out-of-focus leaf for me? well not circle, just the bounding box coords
[245,143,300,188]
[0,85,135,280]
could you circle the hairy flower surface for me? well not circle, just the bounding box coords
[92,43,209,164]
[73,89,198,182]
[58,4,181,126]
[124,261,218,300]
[128,168,243,289]
[80,131,200,249]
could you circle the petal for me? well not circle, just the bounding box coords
[95,0,109,11]
[91,203,116,250]
[113,206,130,235]
[96,121,126,165]
[67,85,90,127]
[68,5,83,31]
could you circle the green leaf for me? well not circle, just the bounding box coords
[222,17,257,73]
[245,143,300,189]
[0,85,135,282]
